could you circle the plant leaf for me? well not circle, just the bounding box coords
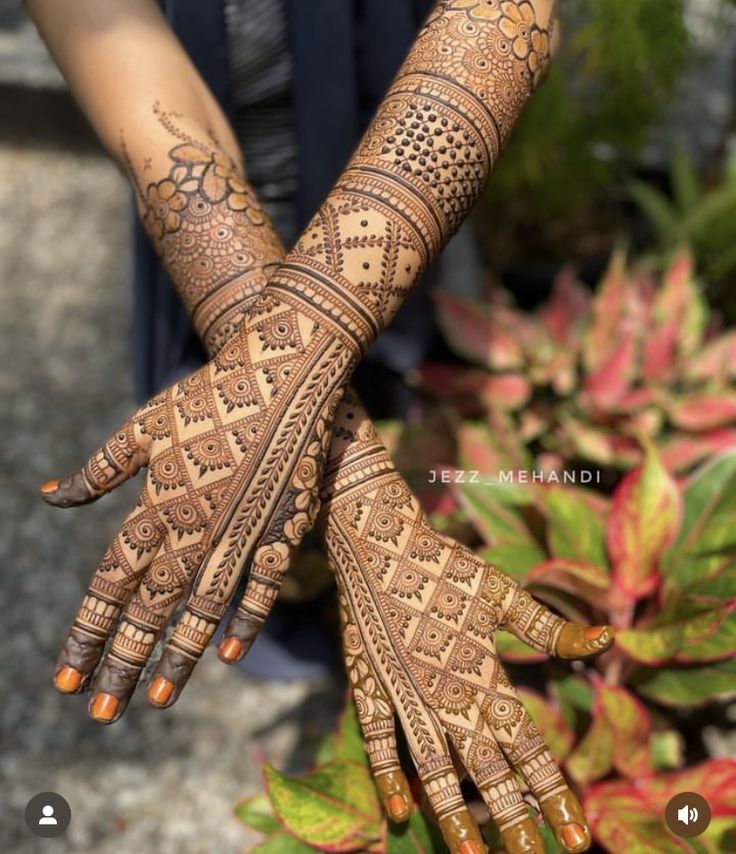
[616,606,735,665]
[666,392,736,432]
[540,487,608,567]
[384,809,446,853]
[249,833,319,853]
[565,713,614,786]
[234,793,281,835]
[457,481,546,573]
[597,683,651,779]
[264,761,382,852]
[518,689,575,762]
[662,450,736,592]
[496,630,548,663]
[434,291,524,370]
[527,558,610,609]
[334,700,369,765]
[608,442,682,600]
[631,659,736,708]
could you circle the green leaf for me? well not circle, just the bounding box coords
[265,761,382,852]
[538,818,565,854]
[631,659,736,707]
[630,179,679,244]
[496,630,547,663]
[671,146,700,212]
[458,481,545,578]
[650,729,684,771]
[385,809,446,853]
[662,451,736,592]
[518,689,575,763]
[250,833,318,853]
[334,701,368,765]
[234,793,281,835]
[541,487,608,567]
[616,606,734,665]
[552,674,594,728]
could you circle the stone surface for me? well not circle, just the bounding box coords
[0,141,340,853]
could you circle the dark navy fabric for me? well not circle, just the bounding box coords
[132,0,435,401]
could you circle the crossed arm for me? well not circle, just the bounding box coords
[28,2,613,852]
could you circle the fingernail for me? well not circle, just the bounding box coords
[387,794,409,821]
[40,479,59,494]
[459,841,483,854]
[585,626,607,641]
[148,676,174,706]
[561,823,587,849]
[219,637,243,663]
[91,692,119,722]
[54,666,82,693]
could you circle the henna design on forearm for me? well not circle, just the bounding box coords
[46,4,613,851]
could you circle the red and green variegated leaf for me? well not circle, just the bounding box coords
[684,567,736,603]
[662,450,736,592]
[643,250,703,379]
[559,418,617,466]
[527,559,610,609]
[565,714,614,786]
[661,428,736,473]
[552,675,594,727]
[584,781,693,854]
[597,683,651,779]
[383,804,446,853]
[631,658,736,708]
[666,392,736,432]
[539,487,608,567]
[434,291,524,370]
[616,606,735,665]
[586,760,736,853]
[518,689,575,763]
[686,330,736,383]
[264,761,382,852]
[617,387,657,413]
[644,758,736,812]
[235,793,281,835]
[495,630,548,663]
[583,329,638,412]
[583,249,636,374]
[608,443,682,601]
[478,374,532,411]
[539,267,590,347]
[457,421,506,477]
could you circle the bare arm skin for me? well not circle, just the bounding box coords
[29,3,612,851]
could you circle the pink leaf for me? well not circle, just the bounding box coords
[539,267,590,346]
[667,393,736,431]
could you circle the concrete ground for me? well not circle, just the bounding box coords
[0,128,340,854]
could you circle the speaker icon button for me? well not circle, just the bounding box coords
[665,792,711,838]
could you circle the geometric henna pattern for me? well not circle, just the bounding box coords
[46,4,608,852]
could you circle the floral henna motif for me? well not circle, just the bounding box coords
[45,4,612,851]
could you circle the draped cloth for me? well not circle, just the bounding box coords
[132,0,435,402]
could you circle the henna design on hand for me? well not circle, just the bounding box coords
[42,3,614,851]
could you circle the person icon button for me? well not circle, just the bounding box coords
[25,792,71,838]
[39,804,58,826]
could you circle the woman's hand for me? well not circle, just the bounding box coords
[322,392,613,854]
